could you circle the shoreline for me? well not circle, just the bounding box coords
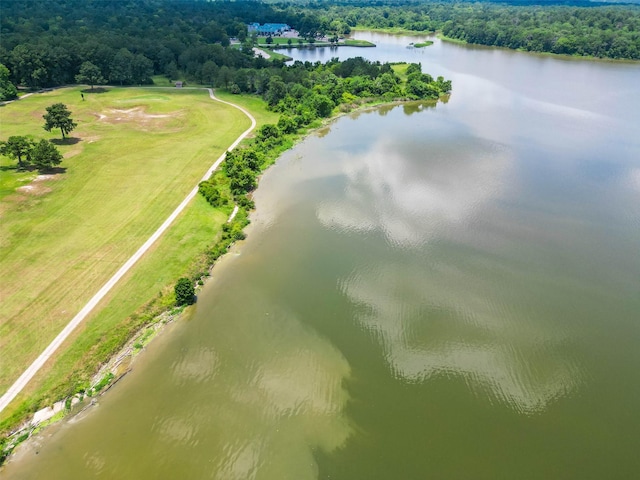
[0,85,445,464]
[0,86,256,463]
[350,27,638,63]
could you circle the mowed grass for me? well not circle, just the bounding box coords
[0,86,252,399]
[4,194,228,422]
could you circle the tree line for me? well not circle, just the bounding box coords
[2,0,636,99]
[295,1,640,60]
[0,0,303,92]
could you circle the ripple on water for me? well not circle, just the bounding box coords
[170,346,218,385]
[340,262,585,415]
[196,297,353,480]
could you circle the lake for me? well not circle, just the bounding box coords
[3,32,639,479]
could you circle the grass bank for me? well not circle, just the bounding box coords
[0,86,270,433]
[261,49,294,61]
[436,32,468,45]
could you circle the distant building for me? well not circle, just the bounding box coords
[248,23,291,36]
[175,81,183,88]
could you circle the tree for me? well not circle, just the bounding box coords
[31,139,63,170]
[0,63,18,101]
[0,136,35,168]
[217,65,232,88]
[131,54,153,84]
[201,61,218,87]
[75,61,105,90]
[266,36,273,45]
[164,62,178,82]
[43,103,77,139]
[174,277,195,306]
[110,49,134,85]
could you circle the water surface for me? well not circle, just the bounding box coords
[3,32,640,479]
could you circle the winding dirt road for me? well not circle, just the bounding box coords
[0,88,256,414]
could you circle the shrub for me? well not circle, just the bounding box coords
[174,277,195,306]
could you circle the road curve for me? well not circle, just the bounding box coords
[0,88,256,414]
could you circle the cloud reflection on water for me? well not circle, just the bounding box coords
[206,296,352,480]
[319,129,583,414]
[340,262,584,415]
[317,135,510,248]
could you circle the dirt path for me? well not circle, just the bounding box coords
[0,88,256,414]
[253,47,272,59]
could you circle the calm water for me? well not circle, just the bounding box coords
[3,33,640,479]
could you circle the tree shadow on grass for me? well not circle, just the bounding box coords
[50,137,80,146]
[81,87,109,94]
[1,165,66,174]
[38,166,67,175]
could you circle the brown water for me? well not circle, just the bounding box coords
[3,33,640,479]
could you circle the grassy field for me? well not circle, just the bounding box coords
[391,63,411,82]
[0,85,275,424]
[257,36,296,45]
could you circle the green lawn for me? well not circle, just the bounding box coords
[0,86,273,421]
[391,63,410,82]
[7,194,228,421]
[258,36,298,46]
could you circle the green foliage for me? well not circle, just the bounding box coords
[303,2,640,60]
[277,115,298,134]
[1,0,637,94]
[93,372,115,393]
[174,277,195,306]
[222,222,246,242]
[43,103,77,139]
[31,139,63,170]
[75,61,105,90]
[198,179,226,208]
[0,135,35,169]
[0,63,18,101]
[0,135,63,171]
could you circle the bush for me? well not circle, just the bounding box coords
[174,277,195,306]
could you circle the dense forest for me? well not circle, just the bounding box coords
[299,1,640,59]
[1,0,638,99]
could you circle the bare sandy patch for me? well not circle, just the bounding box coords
[97,106,183,130]
[16,175,57,196]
